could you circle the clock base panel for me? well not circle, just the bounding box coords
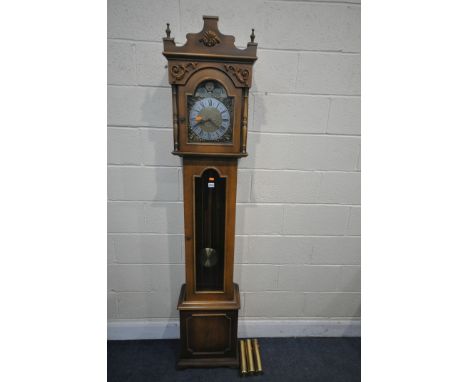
[176,283,240,369]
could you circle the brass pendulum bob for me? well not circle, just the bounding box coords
[200,247,218,268]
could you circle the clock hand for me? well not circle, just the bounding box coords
[193,115,206,128]
[205,118,218,127]
[196,116,213,126]
[193,115,218,128]
[196,114,209,122]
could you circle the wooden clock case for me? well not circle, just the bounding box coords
[163,16,257,368]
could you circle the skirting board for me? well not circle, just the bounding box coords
[108,319,360,340]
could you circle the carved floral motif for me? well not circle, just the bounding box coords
[224,64,250,84]
[199,30,221,47]
[170,62,198,81]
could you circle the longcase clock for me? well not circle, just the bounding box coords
[162,16,257,368]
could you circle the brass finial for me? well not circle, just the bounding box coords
[166,23,171,38]
[250,28,255,43]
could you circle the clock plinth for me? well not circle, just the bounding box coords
[163,16,257,369]
[176,284,241,369]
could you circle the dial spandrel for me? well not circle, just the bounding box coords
[187,80,233,143]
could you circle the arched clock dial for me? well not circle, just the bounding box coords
[187,80,233,143]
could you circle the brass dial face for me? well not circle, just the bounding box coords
[187,80,233,143]
[189,97,230,141]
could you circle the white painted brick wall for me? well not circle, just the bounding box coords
[108,264,185,292]
[108,166,180,201]
[107,86,172,127]
[239,134,360,171]
[252,94,330,134]
[107,41,136,85]
[108,0,360,323]
[108,234,183,264]
[135,42,167,87]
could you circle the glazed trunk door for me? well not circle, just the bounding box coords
[183,158,237,302]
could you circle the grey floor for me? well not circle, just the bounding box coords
[108,337,360,382]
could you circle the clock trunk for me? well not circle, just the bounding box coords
[181,157,237,302]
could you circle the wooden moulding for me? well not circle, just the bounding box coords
[172,151,248,158]
[177,284,240,311]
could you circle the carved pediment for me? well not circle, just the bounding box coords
[163,16,257,63]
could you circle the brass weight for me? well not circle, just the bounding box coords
[246,339,255,374]
[253,339,263,374]
[240,338,263,376]
[239,340,247,376]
